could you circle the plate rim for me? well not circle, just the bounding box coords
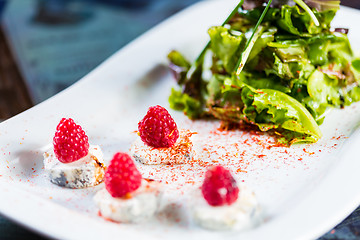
[0,1,359,240]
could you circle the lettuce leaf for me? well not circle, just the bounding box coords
[277,5,335,36]
[167,50,191,85]
[241,72,291,93]
[306,69,360,119]
[167,0,360,145]
[243,0,340,12]
[208,26,245,73]
[242,86,322,143]
[304,0,340,11]
[168,88,203,119]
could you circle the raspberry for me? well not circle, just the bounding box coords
[201,165,239,206]
[105,152,142,198]
[53,118,90,163]
[138,105,179,148]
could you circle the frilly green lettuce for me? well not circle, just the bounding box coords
[167,0,359,144]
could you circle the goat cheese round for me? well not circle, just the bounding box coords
[94,179,163,223]
[130,129,194,165]
[43,145,106,188]
[191,183,261,231]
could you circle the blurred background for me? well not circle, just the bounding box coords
[0,0,359,239]
[0,0,203,120]
[0,0,360,120]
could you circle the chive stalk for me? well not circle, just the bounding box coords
[186,0,245,79]
[235,0,272,76]
[294,0,320,26]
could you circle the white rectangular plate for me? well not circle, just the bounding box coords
[1,1,360,239]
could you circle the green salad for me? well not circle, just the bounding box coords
[168,0,360,144]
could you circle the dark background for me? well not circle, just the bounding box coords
[0,0,359,239]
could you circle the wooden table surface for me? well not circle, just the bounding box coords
[0,27,32,120]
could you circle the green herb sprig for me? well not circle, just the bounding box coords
[294,0,320,26]
[186,0,245,80]
[235,0,272,76]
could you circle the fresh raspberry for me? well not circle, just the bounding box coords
[138,105,179,148]
[53,118,89,163]
[201,165,239,206]
[105,152,142,198]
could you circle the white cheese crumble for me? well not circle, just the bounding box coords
[130,129,194,165]
[94,179,163,223]
[191,183,262,231]
[43,145,105,188]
